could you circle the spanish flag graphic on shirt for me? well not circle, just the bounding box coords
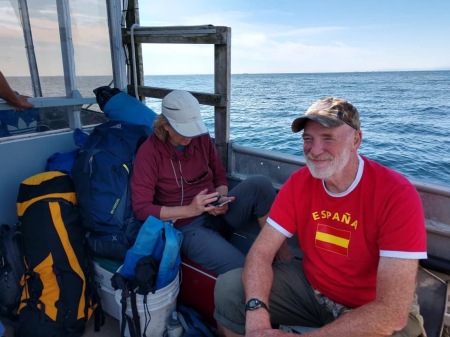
[315,224,351,256]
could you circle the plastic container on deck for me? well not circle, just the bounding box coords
[114,267,180,337]
[93,257,122,320]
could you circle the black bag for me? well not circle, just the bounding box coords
[111,255,158,337]
[72,120,151,260]
[0,223,25,319]
[15,171,104,337]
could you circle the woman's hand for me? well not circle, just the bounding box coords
[189,189,220,216]
[208,195,235,216]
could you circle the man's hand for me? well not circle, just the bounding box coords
[10,94,34,111]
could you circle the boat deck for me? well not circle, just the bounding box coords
[2,313,120,337]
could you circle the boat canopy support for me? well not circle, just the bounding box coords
[122,2,231,167]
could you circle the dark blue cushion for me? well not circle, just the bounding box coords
[45,149,79,177]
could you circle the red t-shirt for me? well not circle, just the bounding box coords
[268,156,427,308]
[131,133,228,227]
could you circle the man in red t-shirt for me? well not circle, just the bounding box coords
[214,97,427,336]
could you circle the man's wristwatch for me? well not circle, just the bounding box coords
[245,298,268,312]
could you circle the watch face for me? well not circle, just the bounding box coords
[248,299,259,308]
[245,298,267,311]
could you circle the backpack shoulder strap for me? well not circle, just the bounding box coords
[130,292,141,337]
[112,272,139,337]
[119,287,137,337]
[0,224,9,266]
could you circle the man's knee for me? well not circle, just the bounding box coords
[214,268,246,335]
[214,268,244,309]
[390,311,425,337]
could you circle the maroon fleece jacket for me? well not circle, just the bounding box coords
[131,133,228,227]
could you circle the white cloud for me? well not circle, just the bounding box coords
[1,0,449,76]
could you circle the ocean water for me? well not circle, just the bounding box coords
[7,71,450,186]
[144,71,450,186]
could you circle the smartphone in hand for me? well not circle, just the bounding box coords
[211,199,232,207]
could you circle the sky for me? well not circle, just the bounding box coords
[138,0,450,75]
[0,0,449,76]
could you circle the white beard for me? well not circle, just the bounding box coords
[306,145,352,180]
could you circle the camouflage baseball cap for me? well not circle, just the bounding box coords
[291,97,360,132]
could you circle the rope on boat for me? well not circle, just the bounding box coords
[419,265,446,284]
[130,23,139,100]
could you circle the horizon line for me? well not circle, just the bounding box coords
[144,68,450,76]
[6,68,450,78]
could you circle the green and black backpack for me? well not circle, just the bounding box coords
[16,171,103,337]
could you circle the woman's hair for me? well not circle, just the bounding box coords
[153,114,169,141]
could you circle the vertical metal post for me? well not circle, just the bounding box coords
[17,0,42,97]
[214,27,232,168]
[106,0,127,90]
[125,0,145,100]
[56,0,80,128]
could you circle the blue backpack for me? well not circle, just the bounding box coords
[177,304,216,337]
[72,120,151,260]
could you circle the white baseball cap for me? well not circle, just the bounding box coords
[161,90,208,138]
